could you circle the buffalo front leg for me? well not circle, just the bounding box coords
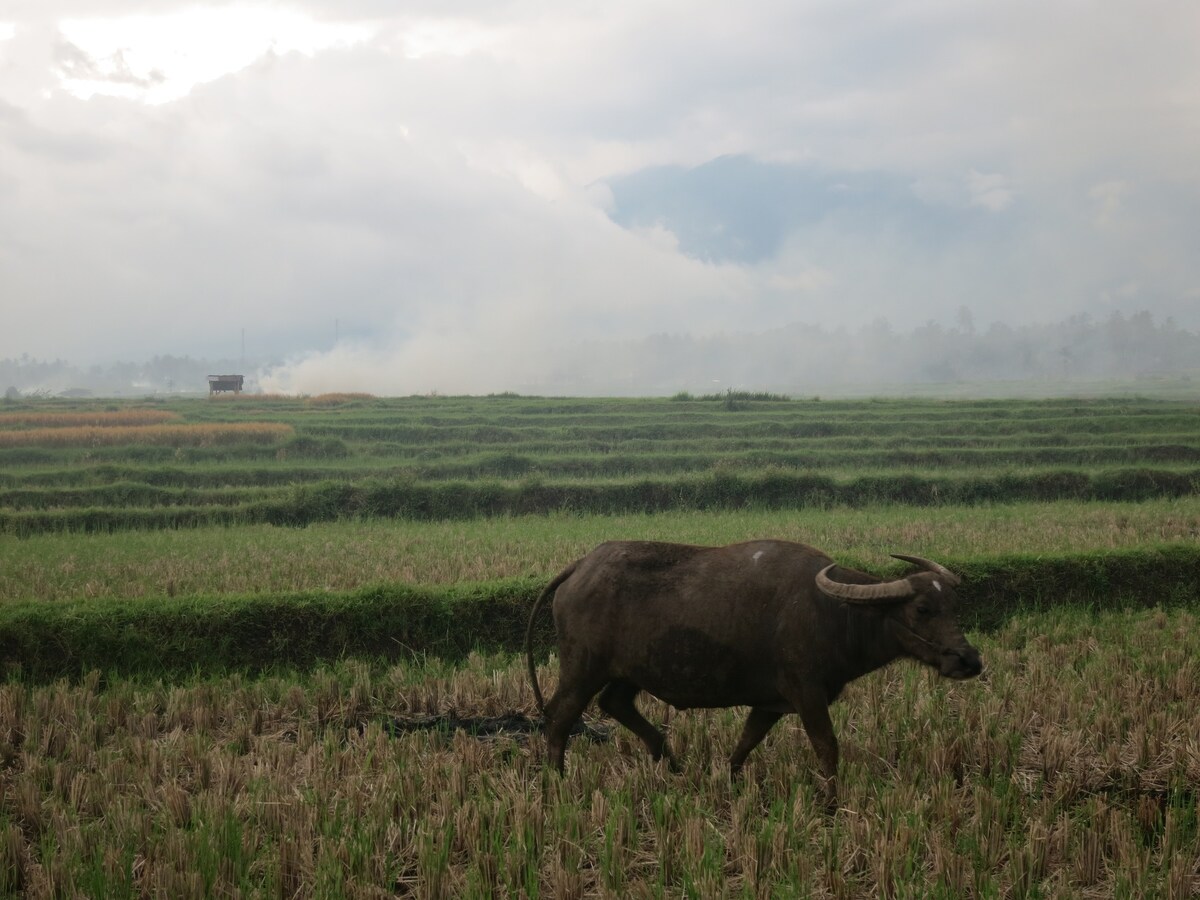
[794,695,839,813]
[598,681,680,772]
[729,707,784,777]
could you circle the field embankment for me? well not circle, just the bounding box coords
[2,500,1196,602]
[1,544,1198,680]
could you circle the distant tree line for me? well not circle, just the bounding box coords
[557,310,1200,393]
[3,310,1198,397]
[1,355,254,398]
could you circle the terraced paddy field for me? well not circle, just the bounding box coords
[1,392,1198,896]
[3,394,1200,535]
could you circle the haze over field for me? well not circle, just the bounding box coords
[2,2,1199,394]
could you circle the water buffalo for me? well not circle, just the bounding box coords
[524,539,982,808]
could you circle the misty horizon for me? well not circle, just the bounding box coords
[5,308,1197,399]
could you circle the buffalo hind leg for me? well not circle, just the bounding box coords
[729,707,784,777]
[543,681,603,773]
[598,680,680,772]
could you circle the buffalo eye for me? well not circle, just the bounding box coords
[914,597,938,618]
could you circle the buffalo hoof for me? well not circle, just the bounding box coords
[818,777,839,816]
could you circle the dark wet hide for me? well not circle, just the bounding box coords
[372,713,612,743]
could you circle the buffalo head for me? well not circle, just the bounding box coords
[816,554,983,680]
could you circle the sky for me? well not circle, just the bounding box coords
[1,1,1198,394]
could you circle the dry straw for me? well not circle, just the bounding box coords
[0,422,294,448]
[0,410,181,429]
[0,610,1196,897]
[307,393,377,406]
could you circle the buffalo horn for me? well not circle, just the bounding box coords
[815,564,915,603]
[890,554,962,587]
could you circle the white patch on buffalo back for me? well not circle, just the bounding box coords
[752,550,765,564]
[933,580,943,592]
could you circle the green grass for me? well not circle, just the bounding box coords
[3,467,1199,535]
[3,499,1199,604]
[6,441,1200,489]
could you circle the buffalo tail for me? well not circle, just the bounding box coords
[524,563,577,716]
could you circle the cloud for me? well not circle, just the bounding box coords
[966,170,1014,212]
[55,39,164,87]
[1089,181,1130,227]
[1,41,754,379]
[54,7,374,103]
[0,1,1198,393]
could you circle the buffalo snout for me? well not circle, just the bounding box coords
[941,645,983,679]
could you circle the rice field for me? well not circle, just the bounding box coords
[0,609,1196,898]
[0,392,1198,895]
[3,394,1200,536]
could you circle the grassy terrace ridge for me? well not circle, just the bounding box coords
[9,431,1200,467]
[3,500,1198,602]
[4,462,1200,500]
[2,545,1199,680]
[287,414,1200,442]
[5,444,1200,491]
[0,501,1195,607]
[0,421,294,448]
[3,466,1200,534]
[1,393,1199,531]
